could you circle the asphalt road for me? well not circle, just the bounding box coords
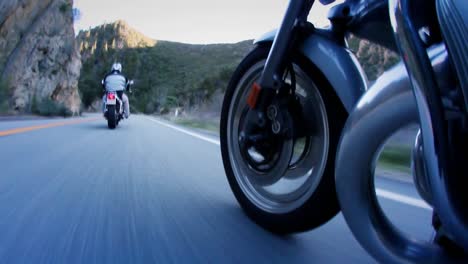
[0,114,434,263]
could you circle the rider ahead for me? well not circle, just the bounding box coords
[102,63,131,118]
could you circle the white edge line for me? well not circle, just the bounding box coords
[145,116,431,211]
[376,188,432,210]
[144,116,220,146]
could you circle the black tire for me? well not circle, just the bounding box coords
[220,45,347,234]
[107,105,117,129]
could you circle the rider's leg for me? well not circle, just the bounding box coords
[102,95,106,116]
[122,93,130,118]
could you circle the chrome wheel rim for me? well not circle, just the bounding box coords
[227,60,330,214]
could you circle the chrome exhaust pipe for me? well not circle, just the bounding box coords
[335,44,458,262]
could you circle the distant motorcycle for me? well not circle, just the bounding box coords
[220,0,467,262]
[104,80,133,129]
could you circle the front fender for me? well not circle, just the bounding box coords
[254,30,368,112]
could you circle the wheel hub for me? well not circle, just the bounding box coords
[239,106,294,186]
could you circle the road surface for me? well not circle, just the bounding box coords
[0,114,433,263]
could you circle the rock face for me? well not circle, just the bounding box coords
[0,0,81,114]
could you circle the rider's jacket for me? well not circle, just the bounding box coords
[103,71,128,92]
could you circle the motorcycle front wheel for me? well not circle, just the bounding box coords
[220,45,347,233]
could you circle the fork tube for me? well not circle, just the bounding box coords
[390,0,468,248]
[257,0,313,97]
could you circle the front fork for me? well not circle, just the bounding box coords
[244,0,314,136]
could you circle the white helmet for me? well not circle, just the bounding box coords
[111,63,122,72]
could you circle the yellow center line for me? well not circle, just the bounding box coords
[0,117,100,137]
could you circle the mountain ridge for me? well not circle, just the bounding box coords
[77,20,399,115]
[77,20,253,113]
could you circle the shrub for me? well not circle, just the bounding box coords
[59,2,71,13]
[0,79,9,113]
[379,145,411,168]
[32,97,72,117]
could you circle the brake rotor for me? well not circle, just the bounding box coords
[239,107,294,187]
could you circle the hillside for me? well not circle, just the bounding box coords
[77,20,156,61]
[76,21,399,115]
[77,21,252,113]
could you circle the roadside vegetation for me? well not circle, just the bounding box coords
[173,118,220,133]
[347,36,400,81]
[378,145,412,174]
[0,79,9,114]
[31,96,72,117]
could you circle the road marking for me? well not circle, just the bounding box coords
[144,117,220,146]
[145,116,431,210]
[376,188,432,210]
[0,117,100,137]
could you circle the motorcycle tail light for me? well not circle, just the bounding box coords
[108,93,116,100]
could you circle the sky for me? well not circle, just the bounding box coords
[73,0,344,44]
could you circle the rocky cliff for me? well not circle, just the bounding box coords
[0,0,81,114]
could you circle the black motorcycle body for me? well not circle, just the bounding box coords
[220,0,468,261]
